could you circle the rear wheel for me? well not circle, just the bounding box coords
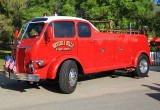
[59,60,78,94]
[134,54,149,77]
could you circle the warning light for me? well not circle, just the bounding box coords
[43,13,47,17]
[53,11,58,16]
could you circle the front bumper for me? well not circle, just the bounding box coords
[4,71,39,82]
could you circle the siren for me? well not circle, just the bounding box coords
[43,13,47,17]
[53,11,58,16]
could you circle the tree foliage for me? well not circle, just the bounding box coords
[0,0,160,43]
[0,0,27,43]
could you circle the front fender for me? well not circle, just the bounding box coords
[132,50,150,67]
[46,55,83,79]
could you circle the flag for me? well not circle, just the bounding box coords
[9,57,14,70]
[4,55,11,71]
[13,61,17,73]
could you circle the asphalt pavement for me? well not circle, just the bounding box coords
[0,66,160,110]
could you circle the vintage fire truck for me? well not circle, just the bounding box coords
[3,12,153,93]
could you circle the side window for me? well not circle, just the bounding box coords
[78,22,91,37]
[54,21,75,38]
[44,22,53,38]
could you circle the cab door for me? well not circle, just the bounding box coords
[77,22,94,73]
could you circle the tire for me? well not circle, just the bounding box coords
[59,60,78,94]
[134,54,149,77]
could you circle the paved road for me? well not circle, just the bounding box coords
[0,67,160,110]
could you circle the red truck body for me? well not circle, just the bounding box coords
[4,15,152,93]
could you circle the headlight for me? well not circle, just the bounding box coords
[31,67,35,72]
[30,60,34,64]
[36,59,43,67]
[27,60,35,72]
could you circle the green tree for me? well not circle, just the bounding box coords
[0,0,159,44]
[59,0,76,16]
[80,0,155,30]
[20,0,53,24]
[0,0,27,44]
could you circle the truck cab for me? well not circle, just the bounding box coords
[4,13,153,94]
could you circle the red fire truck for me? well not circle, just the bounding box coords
[3,12,153,93]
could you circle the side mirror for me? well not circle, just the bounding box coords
[15,30,18,40]
[46,27,54,40]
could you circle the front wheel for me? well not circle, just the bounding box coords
[59,60,78,94]
[134,54,149,77]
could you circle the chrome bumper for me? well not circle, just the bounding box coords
[4,72,39,82]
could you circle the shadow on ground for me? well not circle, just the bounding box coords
[0,70,133,94]
[143,83,160,101]
[0,71,61,93]
[0,71,41,92]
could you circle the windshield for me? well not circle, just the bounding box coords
[19,22,45,39]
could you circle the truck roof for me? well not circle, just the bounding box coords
[29,16,99,31]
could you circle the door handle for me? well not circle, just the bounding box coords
[101,48,104,52]
[119,47,122,51]
[90,41,94,43]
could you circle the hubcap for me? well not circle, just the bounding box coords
[139,59,148,73]
[69,68,77,87]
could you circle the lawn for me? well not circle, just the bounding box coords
[0,50,11,71]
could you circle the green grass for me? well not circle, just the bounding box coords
[0,50,11,71]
